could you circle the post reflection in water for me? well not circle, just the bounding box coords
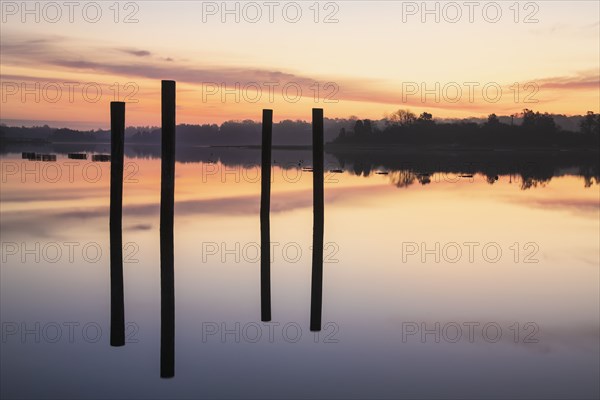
[105,99,333,376]
[260,109,273,322]
[310,108,325,332]
[160,80,176,378]
[94,93,598,386]
[109,101,126,347]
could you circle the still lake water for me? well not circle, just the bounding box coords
[1,148,599,399]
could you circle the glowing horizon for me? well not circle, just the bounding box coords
[1,1,599,129]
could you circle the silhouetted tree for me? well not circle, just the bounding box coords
[580,111,600,136]
[522,109,537,129]
[363,119,373,135]
[386,109,416,126]
[353,120,364,136]
[536,113,557,133]
[417,112,434,125]
[521,109,557,133]
[486,113,500,126]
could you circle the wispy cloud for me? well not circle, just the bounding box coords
[120,48,152,57]
[2,33,598,116]
[535,70,600,90]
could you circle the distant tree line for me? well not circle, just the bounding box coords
[0,119,352,146]
[1,111,598,148]
[333,109,599,148]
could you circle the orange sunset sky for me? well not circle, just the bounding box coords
[1,0,599,129]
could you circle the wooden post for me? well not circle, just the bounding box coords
[109,101,125,346]
[260,109,273,322]
[310,108,324,331]
[160,80,176,378]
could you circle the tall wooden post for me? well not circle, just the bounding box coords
[260,109,273,322]
[110,101,125,346]
[310,108,324,331]
[160,80,176,378]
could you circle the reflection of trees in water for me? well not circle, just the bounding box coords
[352,161,372,177]
[583,176,598,188]
[580,165,600,188]
[418,175,431,185]
[387,168,596,190]
[389,170,417,188]
[517,163,554,190]
[388,171,433,187]
[485,175,499,185]
[5,142,599,190]
[519,177,550,190]
[335,150,599,190]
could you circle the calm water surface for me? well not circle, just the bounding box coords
[1,150,598,399]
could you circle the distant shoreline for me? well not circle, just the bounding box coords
[2,138,598,153]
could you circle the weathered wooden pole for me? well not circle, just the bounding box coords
[160,80,176,378]
[109,101,125,346]
[310,108,325,331]
[260,109,273,322]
